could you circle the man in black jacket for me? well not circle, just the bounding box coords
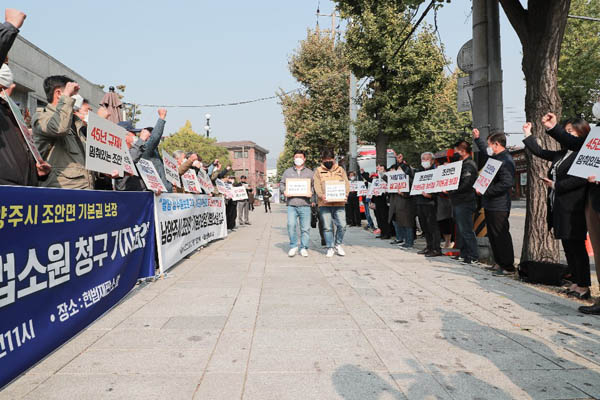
[448,140,479,264]
[415,152,442,257]
[473,129,516,275]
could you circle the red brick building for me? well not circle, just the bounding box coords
[216,141,269,189]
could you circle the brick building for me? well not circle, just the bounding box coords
[216,141,269,188]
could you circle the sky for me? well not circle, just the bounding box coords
[14,0,527,168]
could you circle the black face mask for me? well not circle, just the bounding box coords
[450,153,461,162]
[323,161,334,169]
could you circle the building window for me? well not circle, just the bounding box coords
[255,152,265,162]
[234,151,248,159]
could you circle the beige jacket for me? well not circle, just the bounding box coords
[313,163,350,207]
[33,95,93,189]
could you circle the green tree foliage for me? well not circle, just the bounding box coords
[160,121,231,168]
[558,0,600,121]
[336,0,450,166]
[277,30,350,178]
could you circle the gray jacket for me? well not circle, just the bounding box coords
[141,118,172,192]
[280,166,314,206]
[115,139,146,191]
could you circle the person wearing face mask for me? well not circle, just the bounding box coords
[473,128,516,276]
[280,150,314,257]
[0,8,52,186]
[372,164,392,240]
[345,171,361,227]
[415,152,442,257]
[114,121,150,191]
[447,141,479,264]
[388,153,416,248]
[313,149,351,258]
[522,120,591,300]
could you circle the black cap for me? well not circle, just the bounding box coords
[118,120,141,133]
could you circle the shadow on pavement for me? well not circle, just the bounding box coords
[332,365,405,400]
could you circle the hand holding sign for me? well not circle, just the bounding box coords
[36,161,51,177]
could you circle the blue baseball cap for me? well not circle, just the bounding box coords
[118,120,141,133]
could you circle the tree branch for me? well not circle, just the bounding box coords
[499,0,528,44]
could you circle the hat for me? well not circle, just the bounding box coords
[118,120,141,133]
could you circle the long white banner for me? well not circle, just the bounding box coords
[154,193,227,273]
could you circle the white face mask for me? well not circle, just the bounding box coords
[487,147,494,156]
[0,63,14,89]
[83,112,89,123]
[294,157,304,167]
[421,161,431,169]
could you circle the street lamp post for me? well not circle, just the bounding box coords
[204,113,211,138]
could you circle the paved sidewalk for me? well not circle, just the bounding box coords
[2,205,600,400]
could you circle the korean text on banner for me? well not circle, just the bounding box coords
[410,170,436,195]
[285,178,312,197]
[122,146,138,176]
[136,159,167,193]
[231,186,249,201]
[371,178,387,197]
[386,172,410,193]
[568,125,600,180]
[85,112,125,176]
[0,186,155,389]
[181,169,202,193]
[196,168,214,194]
[473,158,503,194]
[215,179,232,198]
[433,161,462,192]
[154,193,227,273]
[349,181,367,196]
[324,180,347,202]
[1,90,43,163]
[162,151,181,188]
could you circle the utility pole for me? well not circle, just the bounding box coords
[349,72,358,173]
[316,10,338,41]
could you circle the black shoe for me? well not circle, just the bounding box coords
[567,290,591,300]
[461,258,472,265]
[417,249,429,255]
[425,250,443,257]
[579,301,600,315]
[492,268,515,277]
[380,235,391,240]
[451,255,461,261]
[321,240,326,246]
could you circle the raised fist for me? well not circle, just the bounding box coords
[472,128,480,139]
[63,82,80,97]
[522,122,532,137]
[542,113,557,130]
[158,108,167,120]
[5,9,26,29]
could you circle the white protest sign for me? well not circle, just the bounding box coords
[410,170,437,195]
[181,169,202,193]
[162,151,181,188]
[324,180,347,202]
[196,168,215,194]
[122,146,138,176]
[372,178,387,196]
[350,181,368,196]
[232,186,249,201]
[386,171,410,193]
[285,178,312,197]
[473,158,503,194]
[215,179,232,198]
[1,90,44,163]
[432,161,462,192]
[85,112,125,176]
[568,125,600,180]
[136,158,167,193]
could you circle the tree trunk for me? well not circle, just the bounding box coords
[375,127,388,168]
[500,0,571,262]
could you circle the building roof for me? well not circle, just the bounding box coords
[216,141,269,154]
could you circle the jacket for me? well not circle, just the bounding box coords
[313,163,350,207]
[523,135,587,240]
[280,166,314,207]
[448,156,478,205]
[114,139,146,191]
[546,124,600,213]
[414,165,437,206]
[33,96,93,189]
[474,137,515,212]
[387,163,415,226]
[140,118,171,192]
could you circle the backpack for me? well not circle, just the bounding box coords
[518,261,569,286]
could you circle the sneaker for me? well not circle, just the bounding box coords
[300,248,308,257]
[336,245,346,256]
[326,248,335,258]
[461,258,472,265]
[492,268,515,277]
[417,249,429,255]
[401,244,413,249]
[425,250,443,258]
[288,247,298,257]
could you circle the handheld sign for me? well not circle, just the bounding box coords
[86,112,125,176]
[136,158,167,193]
[181,169,202,193]
[1,90,44,163]
[162,150,181,188]
[231,186,249,201]
[568,125,600,180]
[196,168,215,194]
[473,158,503,194]
[285,178,312,197]
[433,161,462,192]
[122,146,138,176]
[324,180,347,202]
[410,170,436,195]
[215,178,232,198]
[350,181,368,196]
[386,171,410,193]
[372,178,387,196]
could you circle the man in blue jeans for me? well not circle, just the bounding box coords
[280,150,314,257]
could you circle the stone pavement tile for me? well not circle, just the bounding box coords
[60,348,212,375]
[256,313,357,330]
[192,373,245,399]
[243,370,406,400]
[91,328,221,350]
[389,372,453,400]
[21,374,200,400]
[0,373,51,399]
[429,370,532,399]
[260,294,341,306]
[500,369,599,399]
[160,315,228,330]
[131,299,233,317]
[261,285,335,297]
[258,302,348,316]
[362,329,425,373]
[205,329,254,373]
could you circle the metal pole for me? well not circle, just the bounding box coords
[487,0,504,135]
[472,0,490,144]
[349,72,358,173]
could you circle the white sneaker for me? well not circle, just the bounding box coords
[326,248,335,258]
[335,245,345,256]
[300,248,308,257]
[288,247,298,257]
